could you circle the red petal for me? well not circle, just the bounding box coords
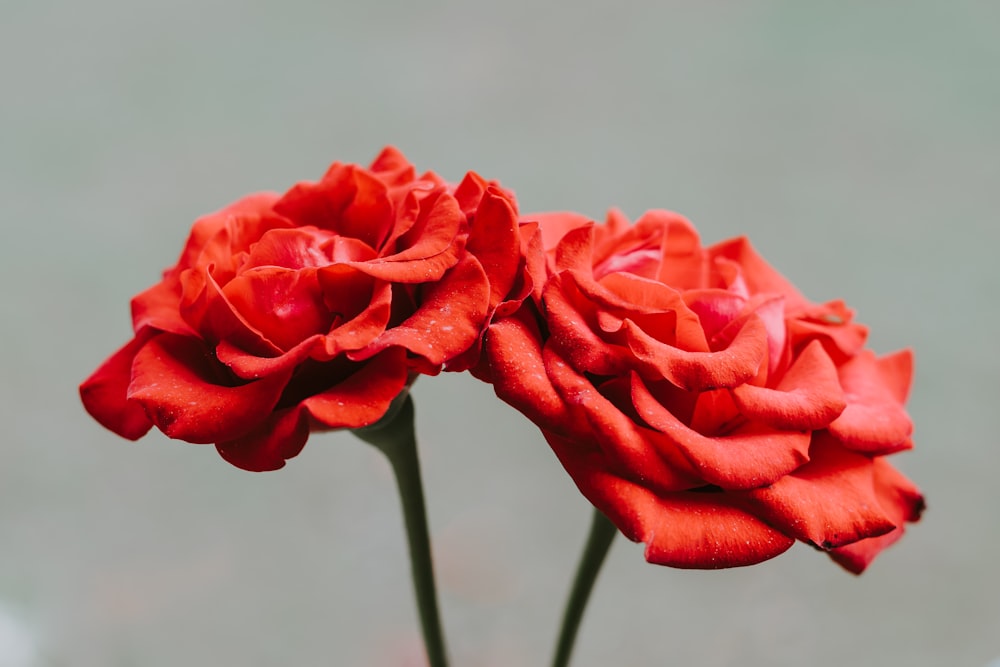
[273,163,358,234]
[368,146,417,185]
[224,267,331,352]
[828,350,913,455]
[827,458,925,573]
[787,300,869,362]
[540,274,633,377]
[593,210,690,281]
[625,315,768,391]
[483,306,574,433]
[553,223,596,274]
[465,187,521,313]
[545,349,701,493]
[632,375,811,490]
[339,168,396,249]
[545,431,794,569]
[344,190,463,282]
[130,280,196,337]
[316,277,392,357]
[239,227,336,271]
[176,192,285,271]
[303,348,410,428]
[214,335,322,380]
[876,348,914,403]
[127,334,292,443]
[744,433,897,549]
[215,407,310,472]
[80,334,154,440]
[354,255,489,367]
[705,237,811,311]
[179,266,281,357]
[731,340,847,430]
[523,211,593,255]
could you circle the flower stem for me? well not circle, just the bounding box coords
[551,507,617,667]
[353,394,449,667]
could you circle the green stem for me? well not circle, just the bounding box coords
[353,393,449,667]
[551,507,618,667]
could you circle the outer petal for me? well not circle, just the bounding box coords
[127,334,293,443]
[215,407,310,472]
[744,433,897,549]
[465,187,521,313]
[483,305,574,434]
[79,334,155,440]
[828,350,914,455]
[544,432,795,569]
[827,458,925,573]
[130,280,196,337]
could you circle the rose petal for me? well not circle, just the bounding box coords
[179,265,281,357]
[79,334,155,440]
[523,211,593,256]
[272,163,359,234]
[317,276,392,356]
[827,458,925,573]
[303,348,410,428]
[744,433,897,549]
[828,350,914,455]
[544,431,795,569]
[130,280,197,337]
[368,146,417,186]
[354,255,489,366]
[875,348,914,403]
[239,227,336,271]
[705,237,811,311]
[224,268,332,352]
[632,374,811,490]
[594,210,690,281]
[215,407,310,472]
[624,315,768,391]
[546,350,701,493]
[787,300,869,362]
[343,190,463,282]
[127,334,292,443]
[465,187,521,313]
[483,305,574,433]
[215,335,322,380]
[731,339,847,430]
[339,167,396,249]
[176,192,285,270]
[541,274,633,376]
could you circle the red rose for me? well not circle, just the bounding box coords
[485,209,924,573]
[81,147,522,471]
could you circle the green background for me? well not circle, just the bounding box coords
[1,1,996,665]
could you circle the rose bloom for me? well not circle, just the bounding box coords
[485,209,924,573]
[80,147,523,471]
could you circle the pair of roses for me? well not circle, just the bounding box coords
[81,147,923,573]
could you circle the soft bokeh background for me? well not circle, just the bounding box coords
[1,1,996,665]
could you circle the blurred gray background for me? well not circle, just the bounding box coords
[1,1,997,665]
